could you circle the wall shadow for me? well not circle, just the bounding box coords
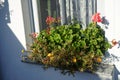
[114,66,120,80]
[0,0,10,79]
[0,0,24,80]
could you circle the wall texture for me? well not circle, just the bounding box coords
[97,1,120,79]
[98,0,120,60]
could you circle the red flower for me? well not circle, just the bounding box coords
[111,39,118,46]
[30,32,39,38]
[92,13,102,23]
[46,16,55,26]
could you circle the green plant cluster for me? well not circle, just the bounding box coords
[27,22,111,72]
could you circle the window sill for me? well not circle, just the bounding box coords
[21,55,114,80]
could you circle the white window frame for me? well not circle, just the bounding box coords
[21,0,35,47]
[31,0,40,33]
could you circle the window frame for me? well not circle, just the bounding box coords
[21,0,35,48]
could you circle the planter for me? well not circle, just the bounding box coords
[21,13,112,77]
[21,55,114,80]
[22,22,110,72]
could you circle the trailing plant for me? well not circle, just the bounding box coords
[22,13,111,72]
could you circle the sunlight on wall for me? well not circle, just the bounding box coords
[97,1,120,76]
[97,1,120,55]
[7,0,27,49]
[98,0,120,41]
[104,0,120,57]
[104,0,119,41]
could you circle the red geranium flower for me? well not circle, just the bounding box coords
[92,13,102,23]
[30,32,39,38]
[46,16,55,26]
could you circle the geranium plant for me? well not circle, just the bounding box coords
[22,13,111,72]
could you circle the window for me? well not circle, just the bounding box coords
[21,0,35,46]
[37,0,60,30]
[36,0,97,30]
[21,0,97,48]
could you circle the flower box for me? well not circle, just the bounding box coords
[21,13,111,73]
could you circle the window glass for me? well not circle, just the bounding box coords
[38,0,97,30]
[38,0,60,30]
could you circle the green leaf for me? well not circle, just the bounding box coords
[96,49,103,56]
[80,40,86,48]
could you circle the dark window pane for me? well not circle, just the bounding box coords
[38,0,60,30]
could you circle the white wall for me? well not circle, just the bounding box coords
[103,0,120,59]
[105,0,120,41]
[97,0,120,41]
[97,1,120,79]
[7,0,26,49]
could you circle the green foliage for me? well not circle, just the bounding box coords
[26,22,111,72]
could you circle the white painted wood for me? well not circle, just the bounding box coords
[32,0,40,33]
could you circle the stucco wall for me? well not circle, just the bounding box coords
[0,0,26,80]
[98,0,120,41]
[97,1,120,79]
[98,0,120,59]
